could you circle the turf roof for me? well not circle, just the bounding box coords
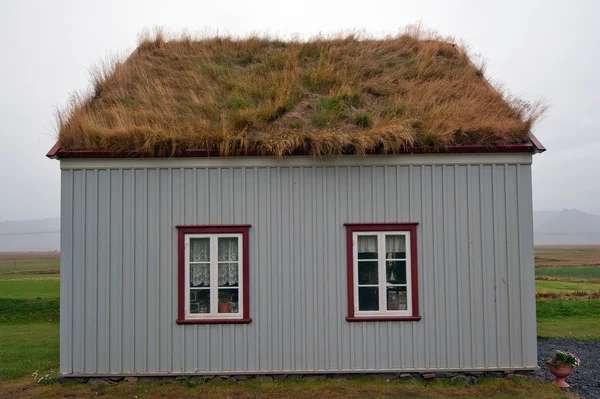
[57,31,543,157]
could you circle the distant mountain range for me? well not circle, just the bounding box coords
[0,218,60,252]
[0,210,598,252]
[534,209,600,245]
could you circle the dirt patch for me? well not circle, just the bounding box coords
[0,269,60,276]
[534,246,600,268]
[0,252,59,261]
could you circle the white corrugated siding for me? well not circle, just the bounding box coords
[59,162,536,375]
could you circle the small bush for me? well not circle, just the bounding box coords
[184,379,200,388]
[32,369,58,385]
[353,113,373,128]
[235,53,257,66]
[311,110,336,127]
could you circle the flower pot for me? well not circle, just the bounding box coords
[219,302,230,313]
[549,364,572,388]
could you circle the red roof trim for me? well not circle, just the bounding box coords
[528,133,546,153]
[49,143,538,159]
[46,142,61,158]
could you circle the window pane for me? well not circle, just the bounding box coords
[190,263,210,287]
[357,261,378,285]
[357,235,378,259]
[190,238,210,262]
[218,237,239,261]
[190,289,210,314]
[386,260,407,285]
[218,262,239,287]
[218,288,239,313]
[387,286,408,310]
[385,235,406,259]
[358,287,379,311]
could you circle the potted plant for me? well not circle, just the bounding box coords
[219,293,237,313]
[544,350,581,388]
[219,301,230,313]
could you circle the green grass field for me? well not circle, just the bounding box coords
[536,299,600,340]
[0,265,60,380]
[0,274,60,299]
[535,265,600,280]
[0,323,59,379]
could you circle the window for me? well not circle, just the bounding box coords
[176,225,251,324]
[344,223,420,322]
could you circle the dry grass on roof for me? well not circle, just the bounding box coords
[57,28,544,157]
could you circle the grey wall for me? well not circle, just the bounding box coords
[59,161,536,375]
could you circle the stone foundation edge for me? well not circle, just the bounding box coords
[59,370,542,385]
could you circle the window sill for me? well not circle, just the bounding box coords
[176,318,252,325]
[346,316,421,322]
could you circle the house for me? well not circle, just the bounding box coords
[47,33,545,377]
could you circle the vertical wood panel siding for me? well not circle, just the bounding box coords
[59,162,536,375]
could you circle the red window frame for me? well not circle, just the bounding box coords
[176,225,252,324]
[344,223,421,322]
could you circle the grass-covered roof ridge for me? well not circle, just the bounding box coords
[57,29,544,157]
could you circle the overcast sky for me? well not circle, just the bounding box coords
[0,0,597,222]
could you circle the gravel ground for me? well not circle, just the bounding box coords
[537,338,600,399]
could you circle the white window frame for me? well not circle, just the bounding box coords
[352,231,413,317]
[184,233,244,320]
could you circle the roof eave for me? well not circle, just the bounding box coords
[49,143,538,159]
[46,142,61,159]
[528,132,546,153]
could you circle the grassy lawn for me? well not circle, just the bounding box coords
[0,298,60,324]
[535,265,600,280]
[537,317,600,340]
[0,272,61,381]
[0,323,59,379]
[536,299,600,340]
[0,274,60,299]
[0,377,578,399]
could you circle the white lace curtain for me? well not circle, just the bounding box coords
[385,235,405,254]
[357,236,377,253]
[357,235,405,257]
[218,238,238,261]
[190,238,210,287]
[218,237,239,286]
[190,238,210,262]
[191,264,210,287]
[189,237,239,287]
